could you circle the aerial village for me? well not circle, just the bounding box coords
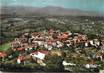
[0,29,104,72]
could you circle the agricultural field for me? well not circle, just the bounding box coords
[0,43,11,51]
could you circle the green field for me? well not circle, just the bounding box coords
[0,43,11,51]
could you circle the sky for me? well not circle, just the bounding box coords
[0,0,104,13]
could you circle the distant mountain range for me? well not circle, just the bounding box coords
[0,6,104,16]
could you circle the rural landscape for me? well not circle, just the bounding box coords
[0,0,104,72]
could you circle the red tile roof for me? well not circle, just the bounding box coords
[17,55,25,61]
[57,33,68,41]
[13,47,25,51]
[47,40,54,45]
[0,52,7,58]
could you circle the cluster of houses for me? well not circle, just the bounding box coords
[0,29,104,70]
[11,29,102,51]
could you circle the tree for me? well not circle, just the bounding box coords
[45,55,64,72]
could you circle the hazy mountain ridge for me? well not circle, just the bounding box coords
[0,6,103,16]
